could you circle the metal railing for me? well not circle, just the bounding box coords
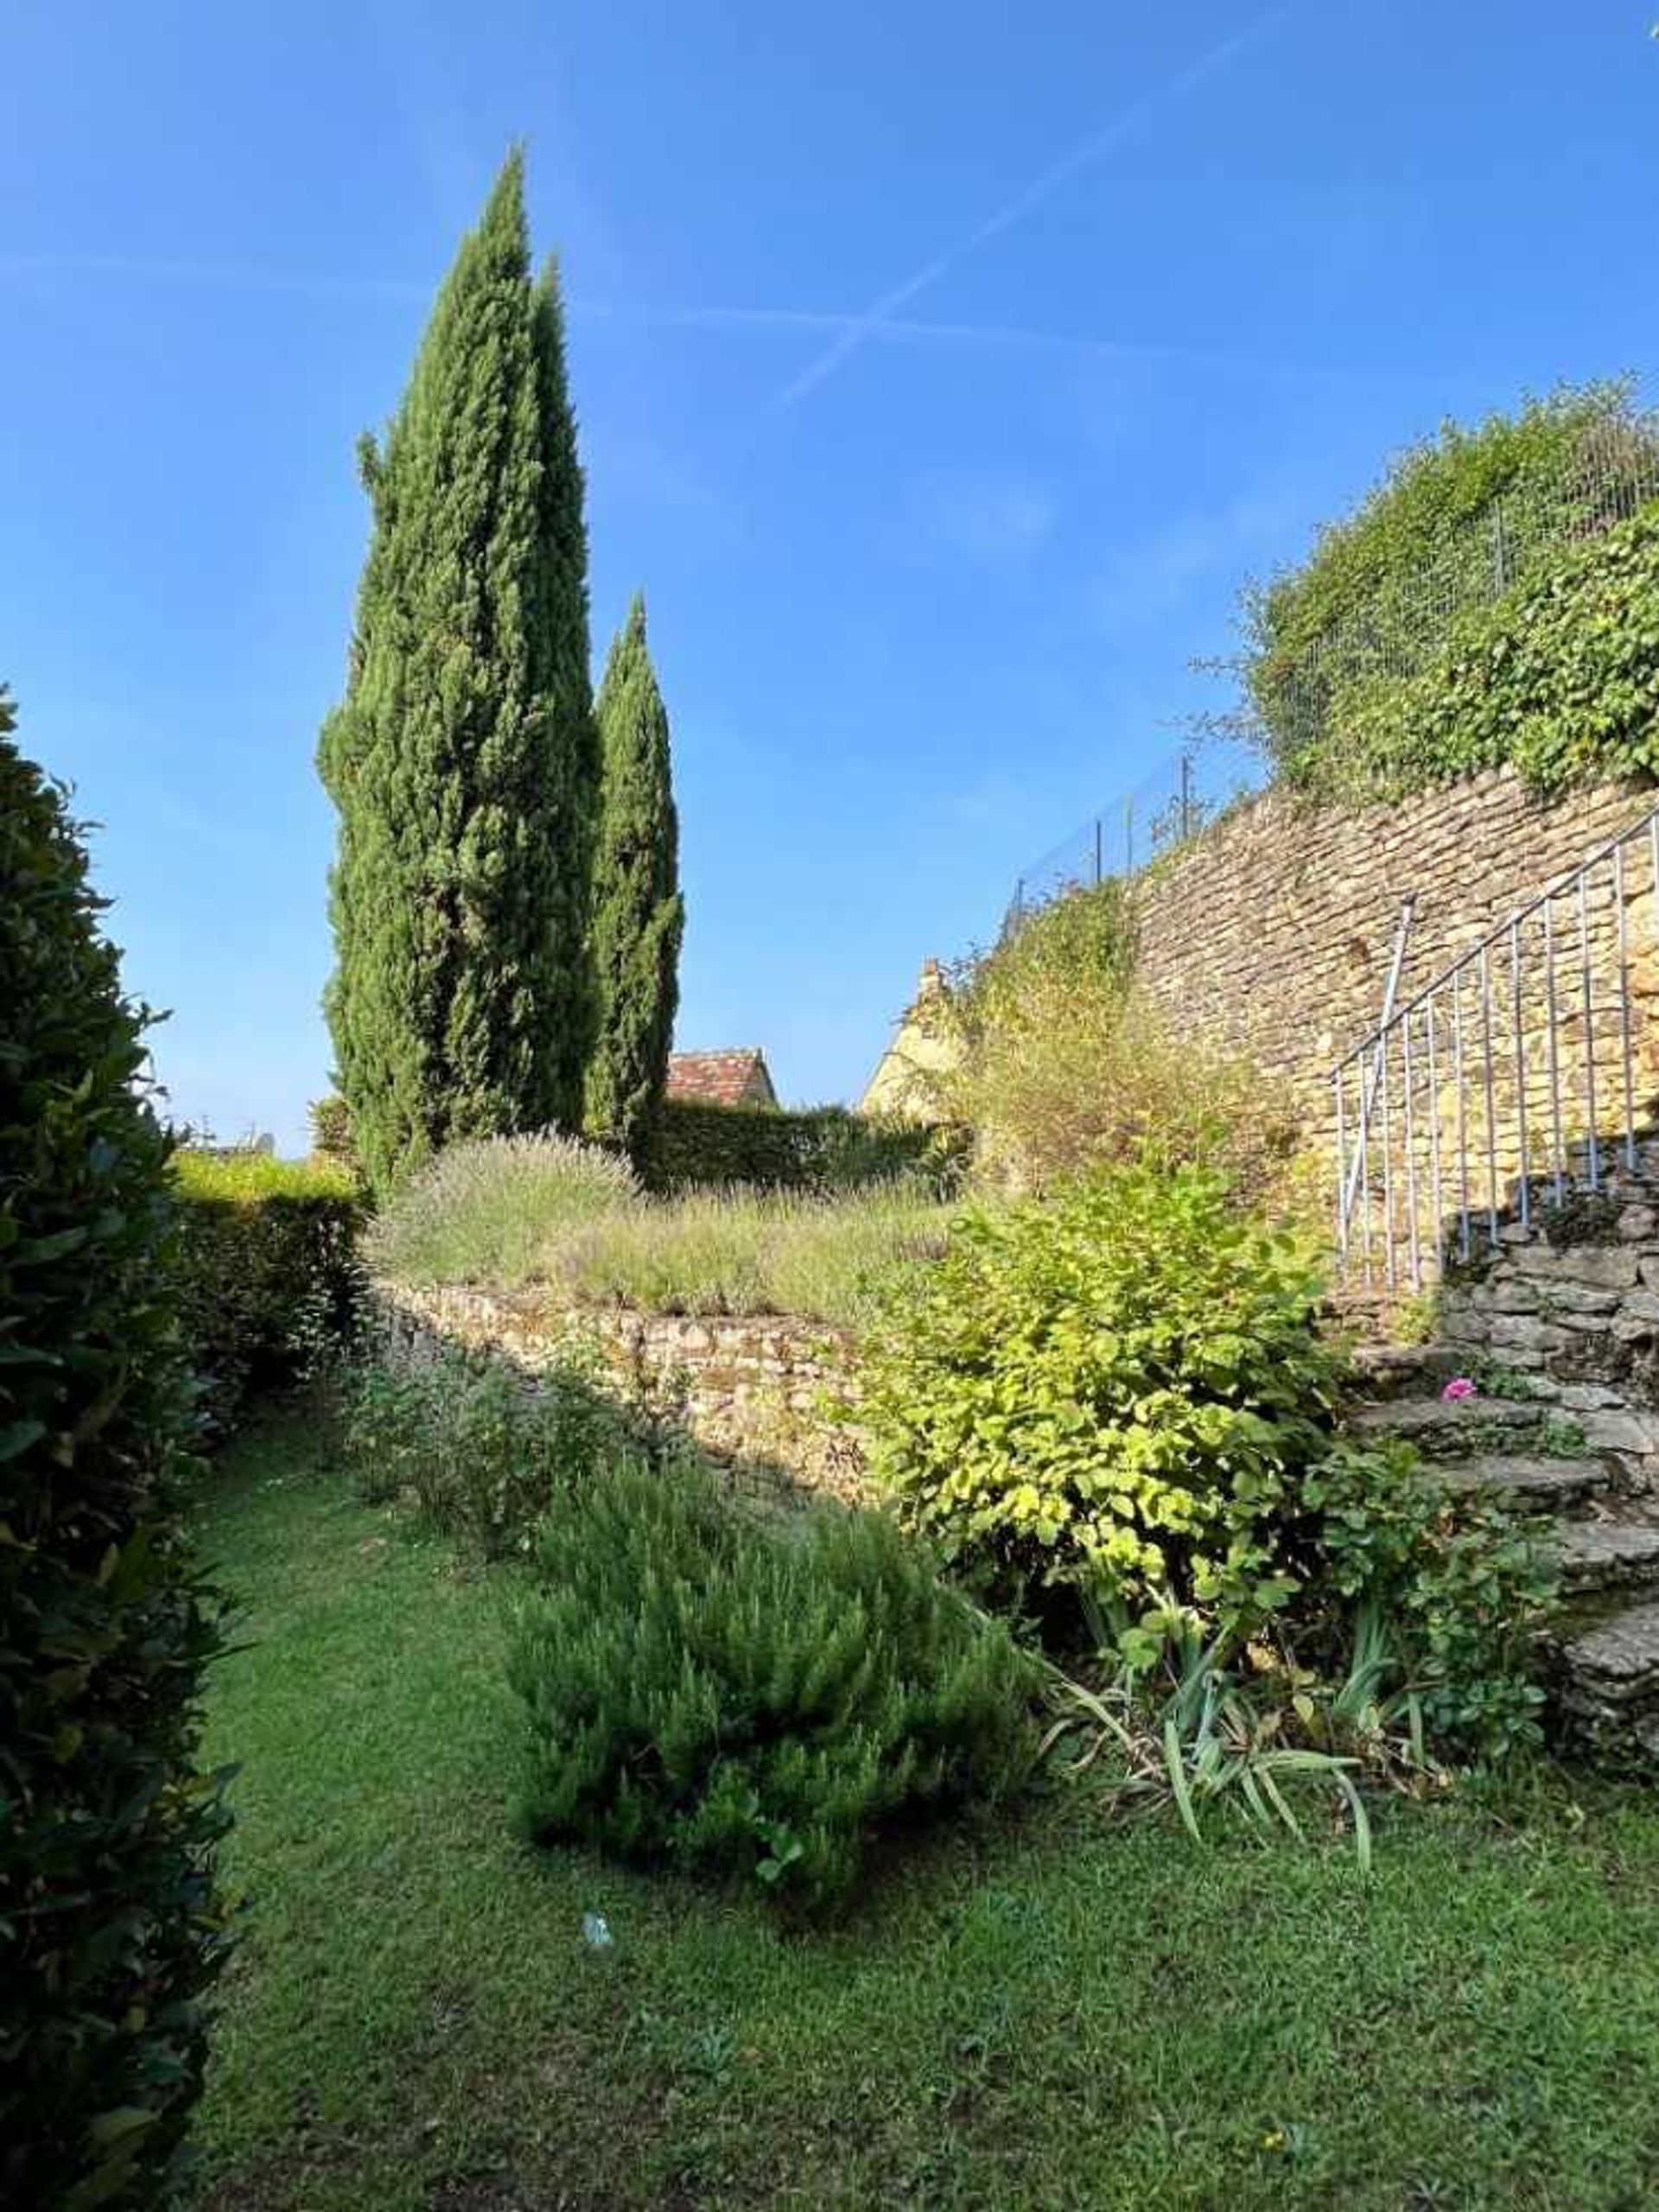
[1333,802,1659,1293]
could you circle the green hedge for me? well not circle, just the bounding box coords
[173,1153,365,1427]
[2,697,231,2207]
[646,1098,956,1193]
[1312,503,1659,800]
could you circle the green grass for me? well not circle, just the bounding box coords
[190,1413,1659,2210]
[365,1132,949,1329]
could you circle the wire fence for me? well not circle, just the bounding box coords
[1253,399,1659,761]
[1003,386,1659,936]
[1001,734,1264,938]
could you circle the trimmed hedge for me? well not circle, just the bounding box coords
[647,1097,955,1193]
[1,696,231,2208]
[173,1152,365,1427]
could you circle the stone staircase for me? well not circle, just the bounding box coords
[1340,1146,1659,1764]
[1348,1345,1659,1761]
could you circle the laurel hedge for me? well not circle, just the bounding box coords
[0,695,232,2209]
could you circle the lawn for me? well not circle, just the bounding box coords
[188,1413,1659,2211]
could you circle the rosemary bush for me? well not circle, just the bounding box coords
[509,1446,1039,1908]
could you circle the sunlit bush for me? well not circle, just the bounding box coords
[940,882,1300,1206]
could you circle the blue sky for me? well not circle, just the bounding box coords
[4,3,1656,1148]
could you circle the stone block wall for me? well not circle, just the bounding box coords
[1137,768,1657,1122]
[373,1281,868,1503]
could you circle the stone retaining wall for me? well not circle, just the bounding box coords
[1136,768,1657,1124]
[373,1280,868,1502]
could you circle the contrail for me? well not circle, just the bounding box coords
[771,3,1294,410]
[0,251,428,302]
[582,299,1384,385]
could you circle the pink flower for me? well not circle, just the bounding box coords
[1441,1376,1477,1402]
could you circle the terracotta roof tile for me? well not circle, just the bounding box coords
[666,1050,778,1109]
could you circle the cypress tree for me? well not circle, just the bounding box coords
[583,597,684,1155]
[318,149,594,1193]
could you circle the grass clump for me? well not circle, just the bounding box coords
[509,1446,1039,1909]
[555,1179,949,1326]
[368,1131,950,1327]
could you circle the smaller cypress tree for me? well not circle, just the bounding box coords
[583,598,683,1156]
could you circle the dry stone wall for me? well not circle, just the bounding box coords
[1137,768,1658,1122]
[374,1281,868,1503]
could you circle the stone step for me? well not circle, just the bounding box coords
[1551,1518,1659,1592]
[1434,1453,1611,1511]
[1349,1343,1466,1401]
[1556,1594,1659,1713]
[1345,1394,1562,1457]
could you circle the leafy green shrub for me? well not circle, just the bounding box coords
[647,1097,950,1194]
[364,1130,641,1287]
[509,1448,1039,1907]
[337,1345,635,1557]
[367,1132,950,1328]
[0,695,230,2209]
[861,1161,1339,1635]
[1245,381,1659,774]
[174,1149,365,1427]
[1319,505,1659,800]
[1301,1440,1554,1761]
[864,1159,1553,1767]
[943,883,1300,1205]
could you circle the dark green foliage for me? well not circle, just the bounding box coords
[337,1346,633,1558]
[0,694,230,2208]
[1247,382,1659,778]
[1301,1442,1554,1761]
[584,598,683,1160]
[648,1097,953,1193]
[509,1450,1039,1907]
[1325,505,1659,799]
[318,150,595,1196]
[172,1153,365,1431]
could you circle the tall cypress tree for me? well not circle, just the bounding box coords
[318,149,594,1193]
[584,597,683,1155]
